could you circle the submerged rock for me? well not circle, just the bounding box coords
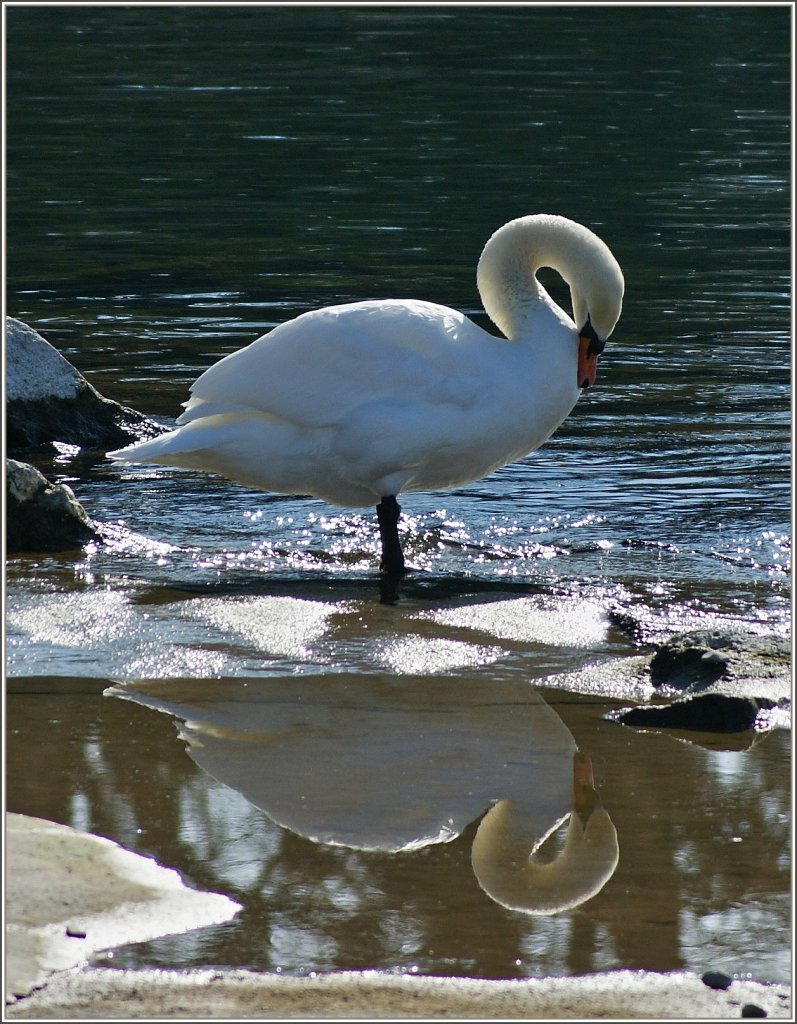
[609,693,778,734]
[6,317,164,453]
[6,459,101,552]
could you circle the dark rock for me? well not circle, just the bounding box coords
[611,693,776,734]
[701,971,733,991]
[6,459,102,552]
[650,632,732,689]
[741,1004,768,1018]
[6,317,165,453]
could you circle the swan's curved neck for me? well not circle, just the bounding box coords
[476,215,599,341]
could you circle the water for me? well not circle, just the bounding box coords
[5,5,791,986]
[5,676,791,982]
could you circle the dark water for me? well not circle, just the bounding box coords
[7,5,791,621]
[5,4,792,986]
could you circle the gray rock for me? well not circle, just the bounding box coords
[601,626,790,737]
[701,971,733,991]
[6,317,165,452]
[649,629,790,694]
[6,459,101,552]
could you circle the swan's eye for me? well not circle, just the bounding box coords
[580,316,605,357]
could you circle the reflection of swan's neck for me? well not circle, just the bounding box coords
[471,797,619,915]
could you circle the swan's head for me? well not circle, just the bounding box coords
[567,229,624,389]
[477,214,624,388]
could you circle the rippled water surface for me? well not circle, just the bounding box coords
[5,4,792,987]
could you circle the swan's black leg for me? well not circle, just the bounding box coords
[376,495,406,576]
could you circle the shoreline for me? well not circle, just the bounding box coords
[7,965,792,1020]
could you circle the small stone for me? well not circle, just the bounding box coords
[702,971,733,990]
[741,1004,767,1018]
[648,629,790,695]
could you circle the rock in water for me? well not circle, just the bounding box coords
[6,459,101,552]
[609,693,777,734]
[648,629,790,692]
[6,317,164,452]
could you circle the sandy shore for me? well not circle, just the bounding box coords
[6,964,791,1019]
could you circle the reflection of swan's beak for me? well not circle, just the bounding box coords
[471,747,619,915]
[573,750,601,825]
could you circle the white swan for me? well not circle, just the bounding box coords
[108,214,624,574]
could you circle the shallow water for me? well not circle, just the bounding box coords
[6,676,790,982]
[5,4,792,987]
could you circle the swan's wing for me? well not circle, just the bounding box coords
[177,299,490,430]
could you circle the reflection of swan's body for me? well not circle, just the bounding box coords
[108,215,624,573]
[471,752,619,915]
[107,673,618,915]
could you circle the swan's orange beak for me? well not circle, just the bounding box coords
[578,334,598,390]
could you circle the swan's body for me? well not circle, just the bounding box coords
[108,214,624,573]
[114,298,579,507]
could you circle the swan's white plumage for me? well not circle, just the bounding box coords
[108,215,624,509]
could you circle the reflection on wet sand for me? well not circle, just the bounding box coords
[107,675,618,915]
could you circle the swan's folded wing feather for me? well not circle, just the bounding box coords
[176,300,488,430]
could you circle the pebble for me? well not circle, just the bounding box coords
[701,971,733,991]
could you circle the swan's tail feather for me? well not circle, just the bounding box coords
[107,413,291,483]
[106,417,237,467]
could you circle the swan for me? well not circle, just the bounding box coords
[108,214,624,574]
[471,751,619,914]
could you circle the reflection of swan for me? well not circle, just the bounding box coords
[108,215,623,574]
[107,674,618,914]
[471,751,619,915]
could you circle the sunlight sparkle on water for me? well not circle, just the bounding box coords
[421,597,607,648]
[378,636,503,674]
